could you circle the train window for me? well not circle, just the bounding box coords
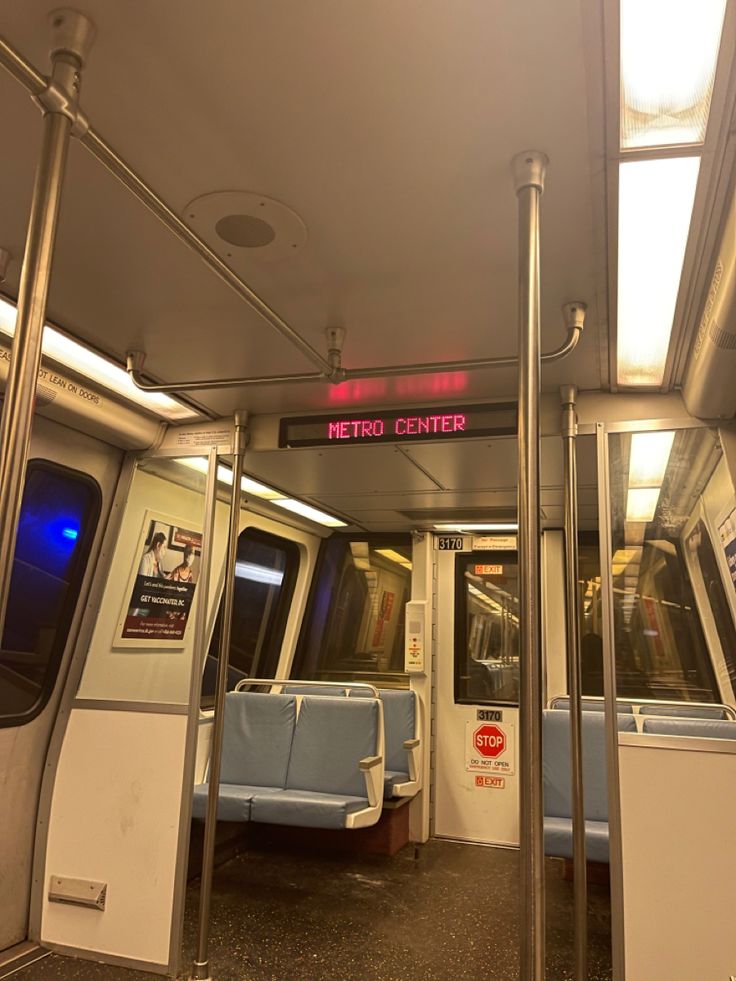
[455,551,519,705]
[578,532,604,696]
[0,460,100,727]
[607,428,721,702]
[684,518,736,696]
[293,535,412,687]
[201,528,300,701]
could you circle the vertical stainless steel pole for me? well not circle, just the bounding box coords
[0,10,95,638]
[596,423,626,980]
[561,382,588,981]
[192,413,248,981]
[512,150,547,981]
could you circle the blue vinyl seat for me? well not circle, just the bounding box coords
[543,709,636,863]
[192,691,296,821]
[640,704,729,721]
[642,717,736,739]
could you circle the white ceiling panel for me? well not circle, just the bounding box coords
[0,0,605,418]
[246,444,440,497]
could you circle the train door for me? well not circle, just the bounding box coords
[0,418,122,956]
[434,542,521,844]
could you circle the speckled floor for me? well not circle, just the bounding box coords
[18,840,611,980]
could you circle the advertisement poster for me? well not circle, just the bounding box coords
[115,513,202,648]
[717,507,736,594]
[465,720,516,776]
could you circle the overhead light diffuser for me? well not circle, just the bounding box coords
[617,156,700,386]
[375,548,413,571]
[432,523,518,532]
[628,431,675,487]
[0,297,198,422]
[174,457,281,499]
[174,457,347,528]
[620,0,728,150]
[626,487,661,522]
[272,498,347,528]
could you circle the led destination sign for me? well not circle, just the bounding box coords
[279,402,517,448]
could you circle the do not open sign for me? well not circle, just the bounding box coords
[465,720,515,776]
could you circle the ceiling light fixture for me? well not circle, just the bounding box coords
[0,297,199,422]
[375,548,413,570]
[432,522,518,533]
[173,457,347,528]
[616,156,700,386]
[620,0,728,150]
[628,430,676,487]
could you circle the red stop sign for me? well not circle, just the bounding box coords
[474,724,506,758]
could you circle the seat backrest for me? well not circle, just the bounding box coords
[550,696,633,714]
[543,710,636,821]
[282,684,347,696]
[286,695,380,797]
[380,690,416,772]
[640,704,728,721]
[220,692,297,788]
[642,718,736,739]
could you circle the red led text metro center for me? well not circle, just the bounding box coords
[279,403,517,448]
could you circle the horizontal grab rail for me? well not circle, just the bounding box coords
[233,677,380,697]
[548,693,736,720]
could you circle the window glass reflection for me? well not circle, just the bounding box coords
[608,428,723,702]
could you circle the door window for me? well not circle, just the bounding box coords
[455,551,519,704]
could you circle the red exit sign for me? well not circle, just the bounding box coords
[279,402,517,448]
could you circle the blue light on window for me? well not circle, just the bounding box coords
[61,527,79,541]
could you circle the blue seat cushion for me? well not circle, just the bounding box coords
[383,769,410,799]
[550,697,633,714]
[286,695,379,798]
[192,783,280,822]
[219,692,296,788]
[642,704,728,721]
[250,789,369,829]
[544,816,609,863]
[381,690,416,772]
[642,718,736,739]
[543,710,636,822]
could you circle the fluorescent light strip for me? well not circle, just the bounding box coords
[174,457,347,528]
[175,456,281,499]
[626,487,661,522]
[617,156,700,386]
[433,523,518,532]
[375,548,413,570]
[271,498,347,528]
[628,431,675,487]
[620,0,727,150]
[0,297,198,421]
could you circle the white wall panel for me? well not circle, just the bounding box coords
[620,736,736,981]
[42,710,187,967]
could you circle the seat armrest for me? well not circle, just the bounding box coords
[359,756,383,806]
[403,738,420,749]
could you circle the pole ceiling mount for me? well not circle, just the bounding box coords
[511,150,549,195]
[48,8,96,66]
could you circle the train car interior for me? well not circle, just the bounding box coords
[1,2,736,980]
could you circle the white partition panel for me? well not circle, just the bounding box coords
[42,710,187,969]
[620,733,736,981]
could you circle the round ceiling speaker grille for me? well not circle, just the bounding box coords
[183,190,307,264]
[215,214,276,248]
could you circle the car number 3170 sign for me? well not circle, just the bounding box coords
[465,720,515,776]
